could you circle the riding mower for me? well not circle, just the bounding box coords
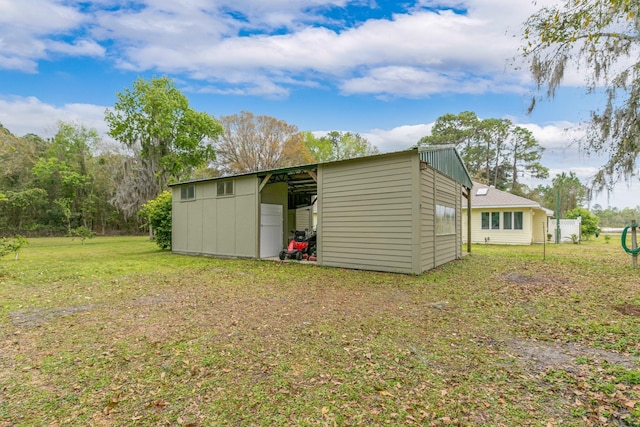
[279,230,316,261]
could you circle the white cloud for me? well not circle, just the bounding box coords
[1,0,630,98]
[361,124,433,152]
[0,1,101,71]
[0,96,109,138]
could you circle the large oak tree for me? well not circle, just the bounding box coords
[105,76,222,217]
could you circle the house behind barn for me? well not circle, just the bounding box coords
[170,146,472,274]
[462,181,553,245]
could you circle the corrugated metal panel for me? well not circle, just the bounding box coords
[419,145,473,189]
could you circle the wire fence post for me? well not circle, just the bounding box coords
[633,220,638,269]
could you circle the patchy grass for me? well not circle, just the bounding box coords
[1,236,639,426]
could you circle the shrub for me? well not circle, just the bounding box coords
[565,207,600,240]
[0,235,28,260]
[139,191,172,250]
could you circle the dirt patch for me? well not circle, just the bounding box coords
[9,305,94,328]
[613,303,640,317]
[508,339,638,373]
[504,273,538,285]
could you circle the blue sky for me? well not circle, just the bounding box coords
[0,0,637,209]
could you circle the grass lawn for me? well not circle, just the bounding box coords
[1,236,640,426]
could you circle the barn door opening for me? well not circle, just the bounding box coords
[260,203,283,258]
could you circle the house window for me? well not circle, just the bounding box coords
[481,212,501,230]
[504,212,512,229]
[502,211,524,230]
[436,205,456,235]
[514,212,523,230]
[217,180,234,196]
[481,212,490,229]
[491,212,500,229]
[180,185,195,201]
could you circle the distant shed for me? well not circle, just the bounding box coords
[170,146,472,274]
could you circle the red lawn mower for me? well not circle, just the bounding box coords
[279,230,316,261]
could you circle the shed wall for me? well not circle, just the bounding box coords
[419,166,436,271]
[318,153,415,274]
[172,175,258,257]
[433,172,462,268]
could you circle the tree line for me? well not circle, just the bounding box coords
[1,72,633,238]
[0,77,378,237]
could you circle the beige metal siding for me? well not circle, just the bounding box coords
[420,166,436,272]
[434,172,461,268]
[319,153,415,274]
[172,176,258,257]
[171,187,189,252]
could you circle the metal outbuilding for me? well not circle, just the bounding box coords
[169,145,472,274]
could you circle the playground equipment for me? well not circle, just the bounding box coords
[621,220,639,268]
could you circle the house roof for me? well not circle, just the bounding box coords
[463,181,553,214]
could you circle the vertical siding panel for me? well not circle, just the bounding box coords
[172,187,188,252]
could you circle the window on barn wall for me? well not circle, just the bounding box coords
[181,185,195,201]
[436,205,456,235]
[217,180,234,197]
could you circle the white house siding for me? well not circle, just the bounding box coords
[464,208,535,245]
[434,173,462,267]
[318,153,415,274]
[172,175,258,257]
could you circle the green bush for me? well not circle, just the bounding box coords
[565,207,600,240]
[139,191,172,250]
[70,226,96,244]
[0,235,28,260]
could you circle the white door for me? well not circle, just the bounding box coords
[260,204,283,258]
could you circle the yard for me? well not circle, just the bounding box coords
[1,236,639,426]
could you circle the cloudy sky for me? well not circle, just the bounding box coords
[0,0,637,209]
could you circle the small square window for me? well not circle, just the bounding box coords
[217,180,234,196]
[180,185,195,200]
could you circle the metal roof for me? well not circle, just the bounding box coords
[170,146,473,192]
[418,145,473,189]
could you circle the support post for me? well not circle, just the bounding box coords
[555,190,561,244]
[467,188,472,253]
[633,220,638,269]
